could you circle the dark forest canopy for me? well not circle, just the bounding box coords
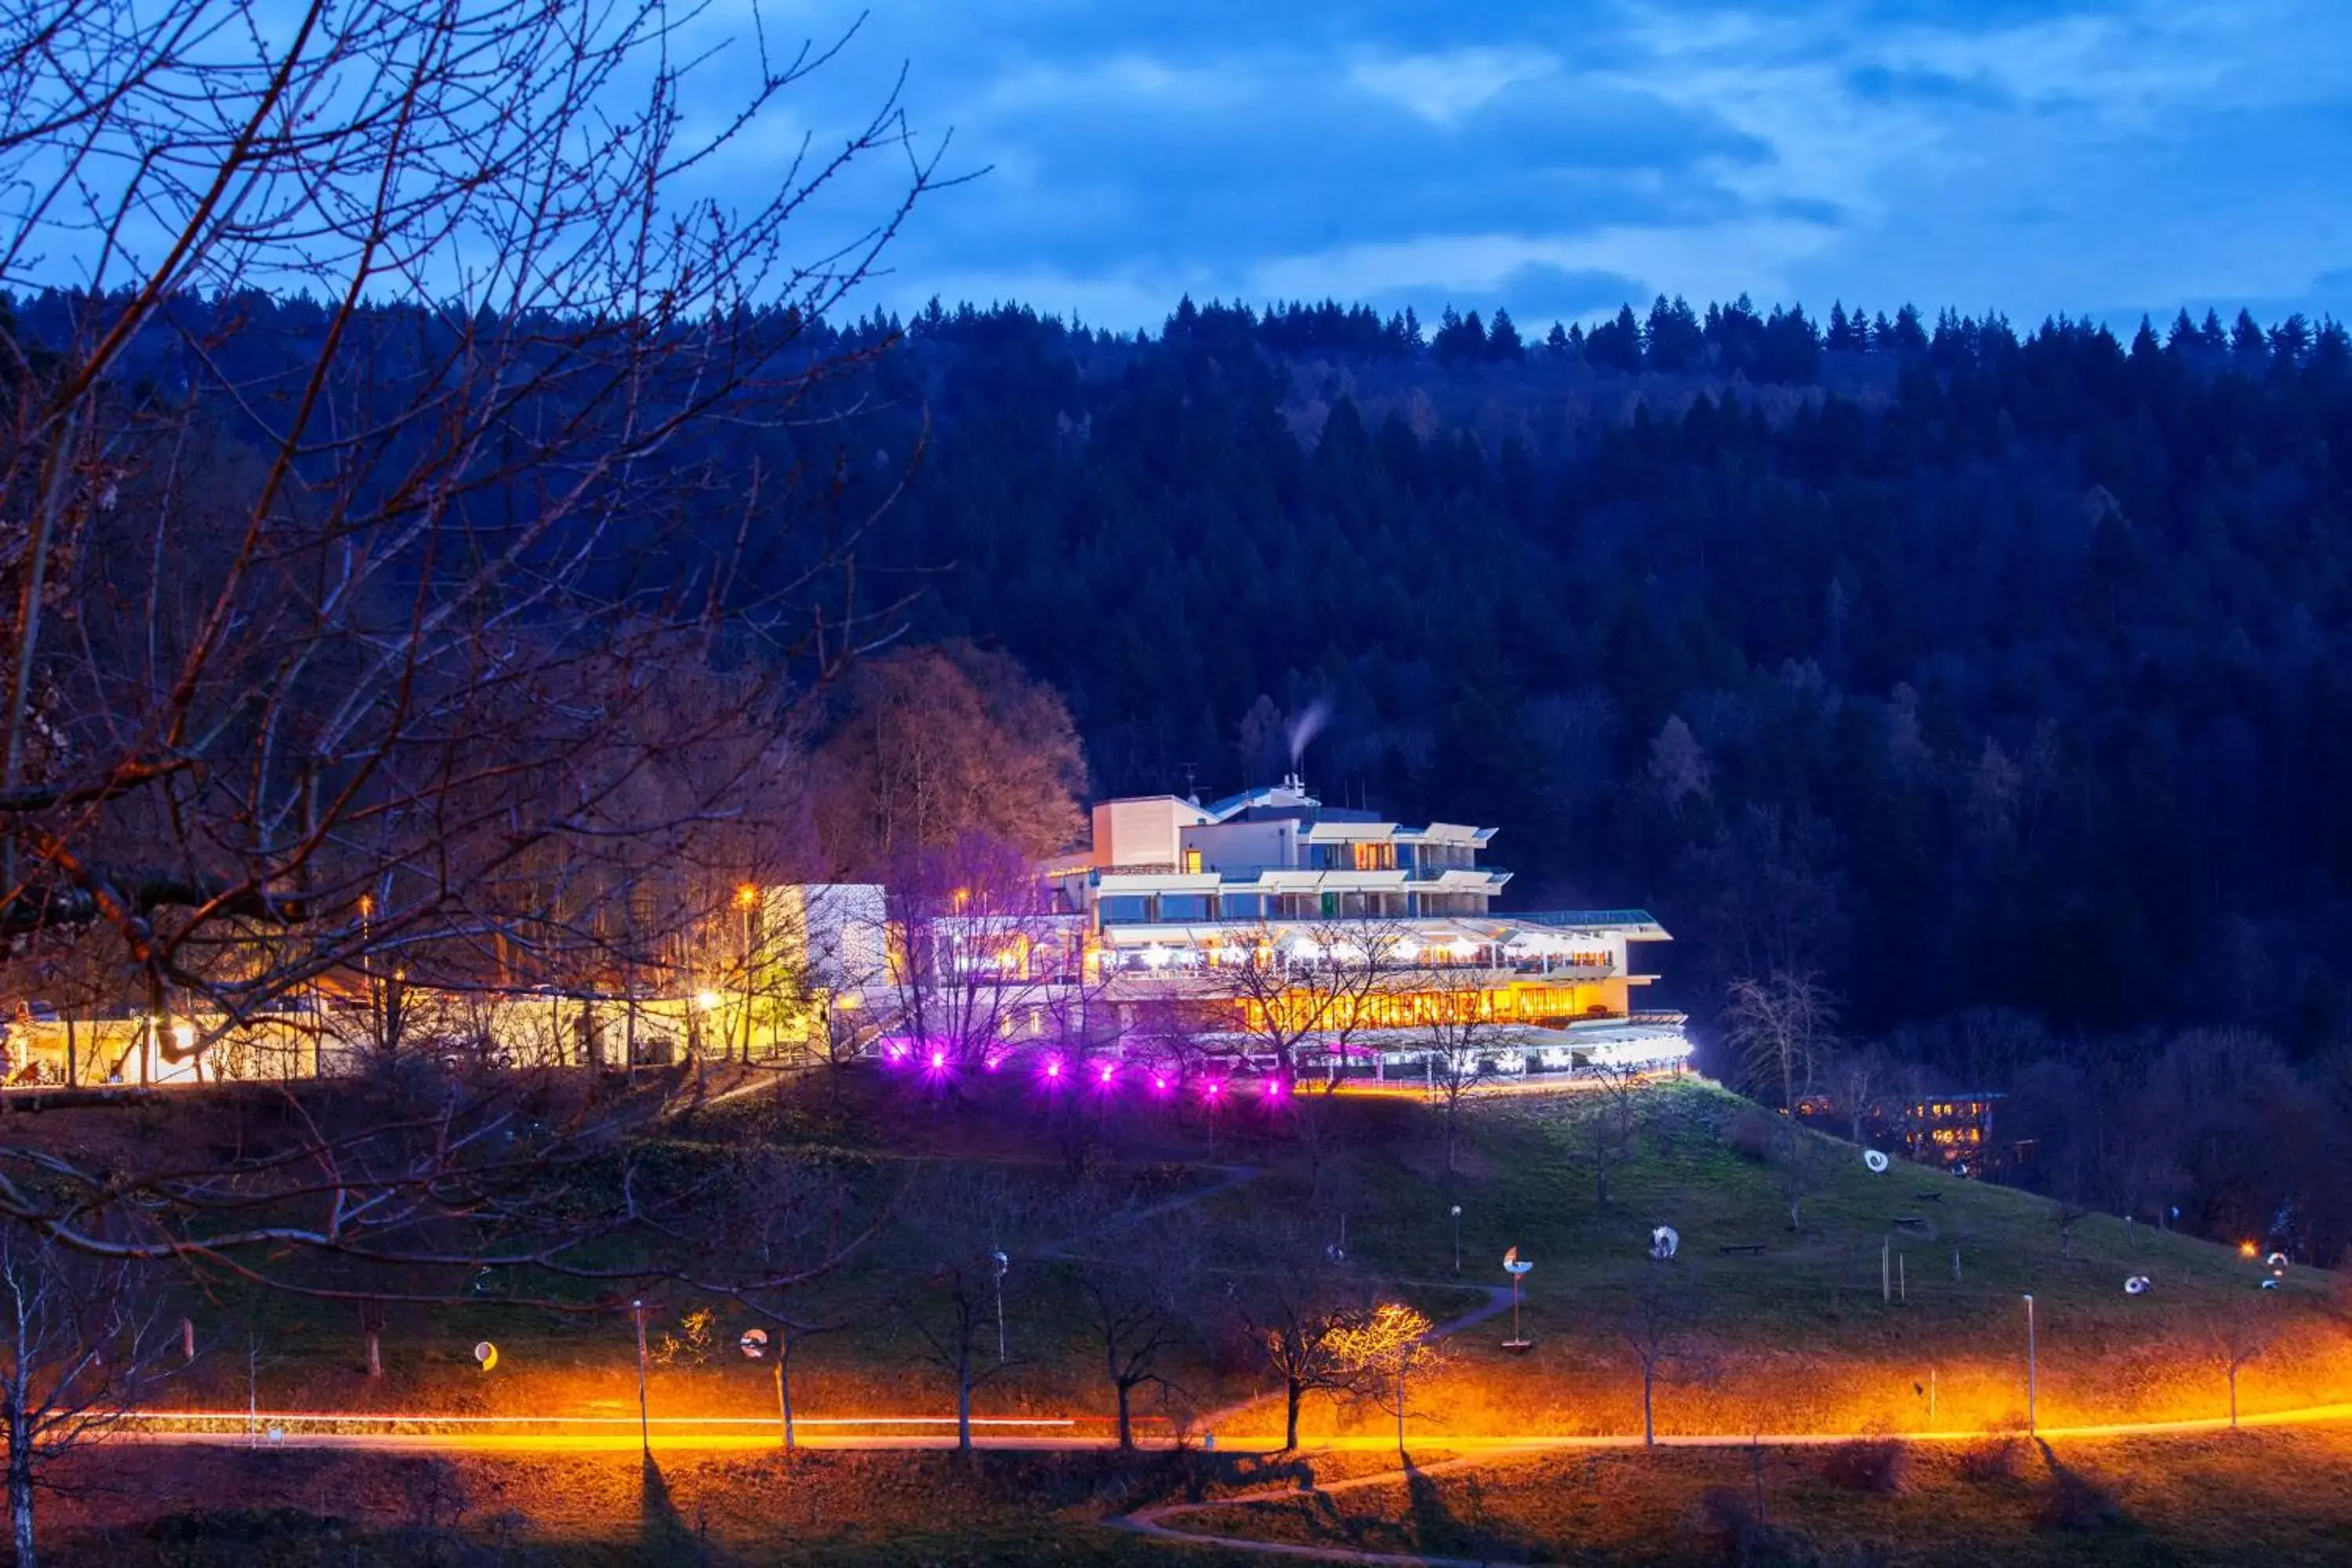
[13,285,2351,1060]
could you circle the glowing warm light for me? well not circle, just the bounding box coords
[171,1022,195,1051]
[2240,1240,2260,1258]
[1142,945,1170,969]
[695,989,723,1011]
[734,884,760,909]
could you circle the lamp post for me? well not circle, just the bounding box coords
[1503,1247,1534,1351]
[2022,1293,2038,1437]
[633,1298,652,1459]
[1450,1205,1462,1275]
[991,1250,1010,1363]
[735,883,760,1062]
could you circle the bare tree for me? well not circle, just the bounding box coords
[0,1236,176,1568]
[1419,968,1523,1177]
[887,834,1090,1077]
[1722,971,1839,1114]
[2207,1294,2277,1428]
[1824,1043,1889,1145]
[1574,1056,1645,1206]
[1243,1239,1381,1453]
[1776,1123,1824,1234]
[1217,916,1419,1091]
[0,0,937,1279]
[1612,1276,1706,1446]
[695,1149,882,1452]
[901,1172,1029,1456]
[1069,1196,1202,1451]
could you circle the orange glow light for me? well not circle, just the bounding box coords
[2240,1240,2260,1258]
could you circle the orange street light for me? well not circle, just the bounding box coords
[735,884,760,910]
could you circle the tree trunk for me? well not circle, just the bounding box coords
[1642,1370,1656,1446]
[365,1327,383,1381]
[776,1341,795,1451]
[1283,1381,1303,1452]
[1116,1379,1134,1452]
[1444,1106,1457,1176]
[956,1347,973,1454]
[10,1408,34,1568]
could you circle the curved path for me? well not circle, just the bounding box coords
[1107,1401,2352,1565]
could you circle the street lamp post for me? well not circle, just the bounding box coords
[633,1299,652,1459]
[991,1250,1010,1363]
[1450,1205,1462,1275]
[2022,1293,2038,1437]
[736,884,760,1062]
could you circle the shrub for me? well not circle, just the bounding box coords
[1817,1439,1909,1495]
[1958,1436,2026,1485]
[1695,1486,1830,1566]
[1726,1111,1778,1163]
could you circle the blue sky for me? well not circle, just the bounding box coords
[713,0,2350,332]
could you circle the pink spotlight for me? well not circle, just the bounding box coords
[929,1050,946,1070]
[1265,1077,1287,1098]
[1203,1080,1221,1098]
[1098,1063,1116,1084]
[1152,1076,1168,1093]
[1044,1058,1062,1079]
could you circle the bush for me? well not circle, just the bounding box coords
[1726,1111,1778,1163]
[1695,1486,1829,1566]
[1817,1439,1909,1495]
[1958,1436,2026,1485]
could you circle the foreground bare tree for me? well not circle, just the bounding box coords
[0,0,937,1286]
[0,1236,176,1568]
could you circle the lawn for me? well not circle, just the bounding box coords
[39,1425,2352,1565]
[31,1065,2352,1449]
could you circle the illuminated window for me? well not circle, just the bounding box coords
[1182,848,1203,873]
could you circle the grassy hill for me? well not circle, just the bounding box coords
[92,1067,2343,1446]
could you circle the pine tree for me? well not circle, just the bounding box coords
[1486,307,1525,360]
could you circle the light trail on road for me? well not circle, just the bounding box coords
[95,1399,2352,1454]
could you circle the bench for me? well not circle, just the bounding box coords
[1718,1243,1767,1256]
[1912,1191,1944,1203]
[1892,1215,1931,1230]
